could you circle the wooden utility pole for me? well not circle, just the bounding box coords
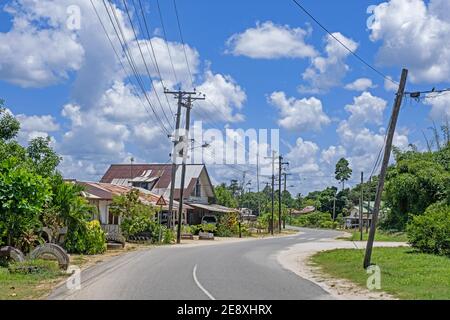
[265,151,276,235]
[359,172,364,241]
[332,194,336,221]
[278,156,282,233]
[364,68,408,268]
[278,156,289,232]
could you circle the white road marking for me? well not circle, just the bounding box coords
[193,264,216,300]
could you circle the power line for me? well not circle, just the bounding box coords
[173,0,195,89]
[291,0,398,86]
[91,0,169,134]
[122,0,174,131]
[156,0,179,86]
[98,0,171,136]
[134,0,175,116]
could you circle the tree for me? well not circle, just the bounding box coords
[0,101,20,141]
[335,158,352,191]
[383,146,450,230]
[27,136,61,177]
[0,158,51,249]
[214,184,238,208]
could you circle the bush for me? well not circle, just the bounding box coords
[121,212,155,239]
[292,212,335,229]
[216,213,240,237]
[162,228,175,244]
[406,202,450,256]
[65,220,106,255]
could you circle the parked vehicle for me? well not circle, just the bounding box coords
[201,215,217,225]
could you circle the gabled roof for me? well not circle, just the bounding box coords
[100,164,214,199]
[77,181,191,210]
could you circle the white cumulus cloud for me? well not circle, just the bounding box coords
[226,21,317,59]
[268,91,331,132]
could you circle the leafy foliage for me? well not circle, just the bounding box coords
[335,157,352,190]
[383,146,450,230]
[214,184,238,208]
[0,159,51,249]
[291,212,337,229]
[407,202,450,256]
[0,102,20,141]
[65,220,106,255]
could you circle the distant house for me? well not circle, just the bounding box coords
[77,181,191,234]
[100,164,238,225]
[344,201,388,229]
[290,206,316,216]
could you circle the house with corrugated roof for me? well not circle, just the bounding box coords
[77,181,191,234]
[100,164,238,225]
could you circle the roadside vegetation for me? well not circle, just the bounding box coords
[344,230,408,242]
[312,247,450,299]
[0,259,65,300]
[311,126,449,299]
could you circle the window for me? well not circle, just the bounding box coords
[194,179,201,197]
[108,206,119,225]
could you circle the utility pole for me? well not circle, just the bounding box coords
[166,91,183,229]
[332,194,336,221]
[364,68,408,268]
[256,148,261,216]
[265,151,276,235]
[282,172,292,192]
[359,172,364,241]
[130,157,134,187]
[278,156,289,232]
[165,90,205,244]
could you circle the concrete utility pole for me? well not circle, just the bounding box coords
[166,91,184,229]
[359,172,364,241]
[165,90,205,244]
[364,68,408,269]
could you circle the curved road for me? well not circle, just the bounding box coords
[50,228,342,300]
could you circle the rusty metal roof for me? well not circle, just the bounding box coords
[78,181,191,210]
[100,164,214,200]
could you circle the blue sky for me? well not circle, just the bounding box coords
[0,0,449,195]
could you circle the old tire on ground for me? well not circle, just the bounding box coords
[30,243,69,270]
[0,246,26,263]
[106,233,126,248]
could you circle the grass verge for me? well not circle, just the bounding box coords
[0,260,66,300]
[311,247,450,300]
[340,230,408,242]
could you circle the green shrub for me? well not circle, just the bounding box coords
[163,228,175,244]
[406,202,450,256]
[65,220,106,255]
[120,212,155,238]
[292,212,334,229]
[199,223,217,233]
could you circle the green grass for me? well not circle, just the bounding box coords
[311,247,450,300]
[343,230,408,242]
[0,260,66,300]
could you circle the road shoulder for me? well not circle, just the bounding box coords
[277,237,408,300]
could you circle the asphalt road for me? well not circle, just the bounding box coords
[50,228,343,300]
